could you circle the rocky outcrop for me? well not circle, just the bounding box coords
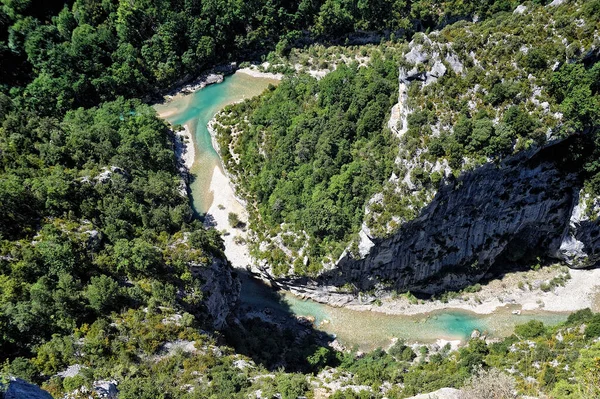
[281,135,596,296]
[559,191,600,268]
[1,378,53,399]
[404,388,461,399]
[191,257,241,329]
[62,380,118,399]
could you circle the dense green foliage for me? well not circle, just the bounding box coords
[215,60,398,275]
[0,97,225,360]
[2,0,600,398]
[1,0,550,117]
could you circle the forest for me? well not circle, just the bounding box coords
[1,0,600,397]
[0,96,227,359]
[1,0,551,117]
[214,60,399,275]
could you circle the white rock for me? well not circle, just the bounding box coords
[404,388,461,399]
[93,380,118,399]
[358,224,375,258]
[445,53,464,75]
[514,4,527,14]
[57,364,85,378]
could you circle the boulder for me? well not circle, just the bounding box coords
[514,5,527,14]
[445,53,464,75]
[404,387,461,399]
[3,378,53,399]
[93,380,118,399]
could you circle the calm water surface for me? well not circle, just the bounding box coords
[240,275,568,351]
[155,73,277,213]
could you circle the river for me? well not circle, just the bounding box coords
[155,72,569,351]
[154,73,278,214]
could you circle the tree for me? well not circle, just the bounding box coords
[113,239,163,278]
[314,0,354,37]
[85,275,120,314]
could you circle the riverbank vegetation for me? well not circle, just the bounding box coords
[4,307,600,398]
[214,0,600,276]
[214,60,399,275]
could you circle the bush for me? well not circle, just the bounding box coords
[228,212,241,228]
[584,316,600,338]
[62,374,87,392]
[275,373,308,399]
[514,320,546,339]
[460,367,516,399]
[566,308,594,325]
[388,340,416,362]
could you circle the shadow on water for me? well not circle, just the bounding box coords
[185,171,205,221]
[225,269,337,372]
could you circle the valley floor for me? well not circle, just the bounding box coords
[347,265,600,316]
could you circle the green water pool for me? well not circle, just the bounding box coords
[240,275,568,350]
[154,73,277,213]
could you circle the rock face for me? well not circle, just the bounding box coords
[92,380,118,399]
[2,378,53,399]
[562,218,600,268]
[299,135,595,295]
[191,258,241,329]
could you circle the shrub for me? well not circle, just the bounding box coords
[388,340,416,362]
[514,320,546,339]
[275,373,308,399]
[460,367,516,399]
[228,212,241,228]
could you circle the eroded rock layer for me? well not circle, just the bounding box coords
[291,135,597,295]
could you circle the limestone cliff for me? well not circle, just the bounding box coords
[191,257,241,329]
[277,134,597,297]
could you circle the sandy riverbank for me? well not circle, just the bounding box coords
[204,165,252,269]
[236,66,284,80]
[204,114,253,269]
[344,266,600,316]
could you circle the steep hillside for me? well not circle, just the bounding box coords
[0,98,239,358]
[213,0,600,287]
[4,308,600,398]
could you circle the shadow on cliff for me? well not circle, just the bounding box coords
[223,268,337,372]
[302,134,597,297]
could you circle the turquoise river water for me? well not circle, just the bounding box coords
[155,73,278,214]
[156,73,569,351]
